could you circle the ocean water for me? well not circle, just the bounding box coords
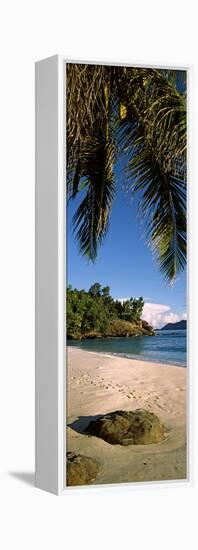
[68,329,187,367]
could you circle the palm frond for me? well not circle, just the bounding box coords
[67,64,187,282]
[115,67,187,282]
[144,85,186,175]
[128,144,186,282]
[72,137,116,260]
[116,66,186,178]
[67,63,113,197]
[67,63,109,168]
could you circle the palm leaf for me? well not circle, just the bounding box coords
[116,68,187,282]
[67,64,187,282]
[72,137,116,260]
[116,66,186,178]
[128,143,186,282]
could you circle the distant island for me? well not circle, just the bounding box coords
[160,320,186,331]
[67,283,154,339]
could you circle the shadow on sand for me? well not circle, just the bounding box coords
[68,414,102,435]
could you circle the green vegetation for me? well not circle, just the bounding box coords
[67,283,154,340]
[67,65,186,284]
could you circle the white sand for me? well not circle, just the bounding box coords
[67,347,187,485]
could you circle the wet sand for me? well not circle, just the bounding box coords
[67,347,187,485]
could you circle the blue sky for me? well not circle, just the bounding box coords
[67,160,186,328]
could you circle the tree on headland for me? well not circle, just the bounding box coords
[88,282,102,298]
[67,284,148,340]
[67,65,186,284]
[101,286,110,300]
[120,297,144,323]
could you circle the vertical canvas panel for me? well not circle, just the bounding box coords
[66,63,187,488]
[35,58,187,492]
[35,56,59,494]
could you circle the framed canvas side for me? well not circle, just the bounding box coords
[35,57,191,495]
[35,55,66,495]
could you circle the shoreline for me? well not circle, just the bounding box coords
[67,344,186,369]
[67,347,187,485]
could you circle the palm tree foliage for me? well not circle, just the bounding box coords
[67,64,187,283]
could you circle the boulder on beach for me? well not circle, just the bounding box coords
[85,409,166,446]
[66,452,100,486]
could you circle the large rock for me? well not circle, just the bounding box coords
[66,452,100,486]
[85,409,166,446]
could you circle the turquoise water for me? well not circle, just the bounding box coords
[68,329,187,367]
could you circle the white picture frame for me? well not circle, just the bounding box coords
[35,55,66,495]
[35,56,190,495]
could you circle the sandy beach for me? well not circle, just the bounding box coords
[67,347,187,485]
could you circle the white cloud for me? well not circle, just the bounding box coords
[142,302,186,329]
[117,297,130,303]
[116,298,186,329]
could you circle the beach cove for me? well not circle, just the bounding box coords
[67,347,187,485]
